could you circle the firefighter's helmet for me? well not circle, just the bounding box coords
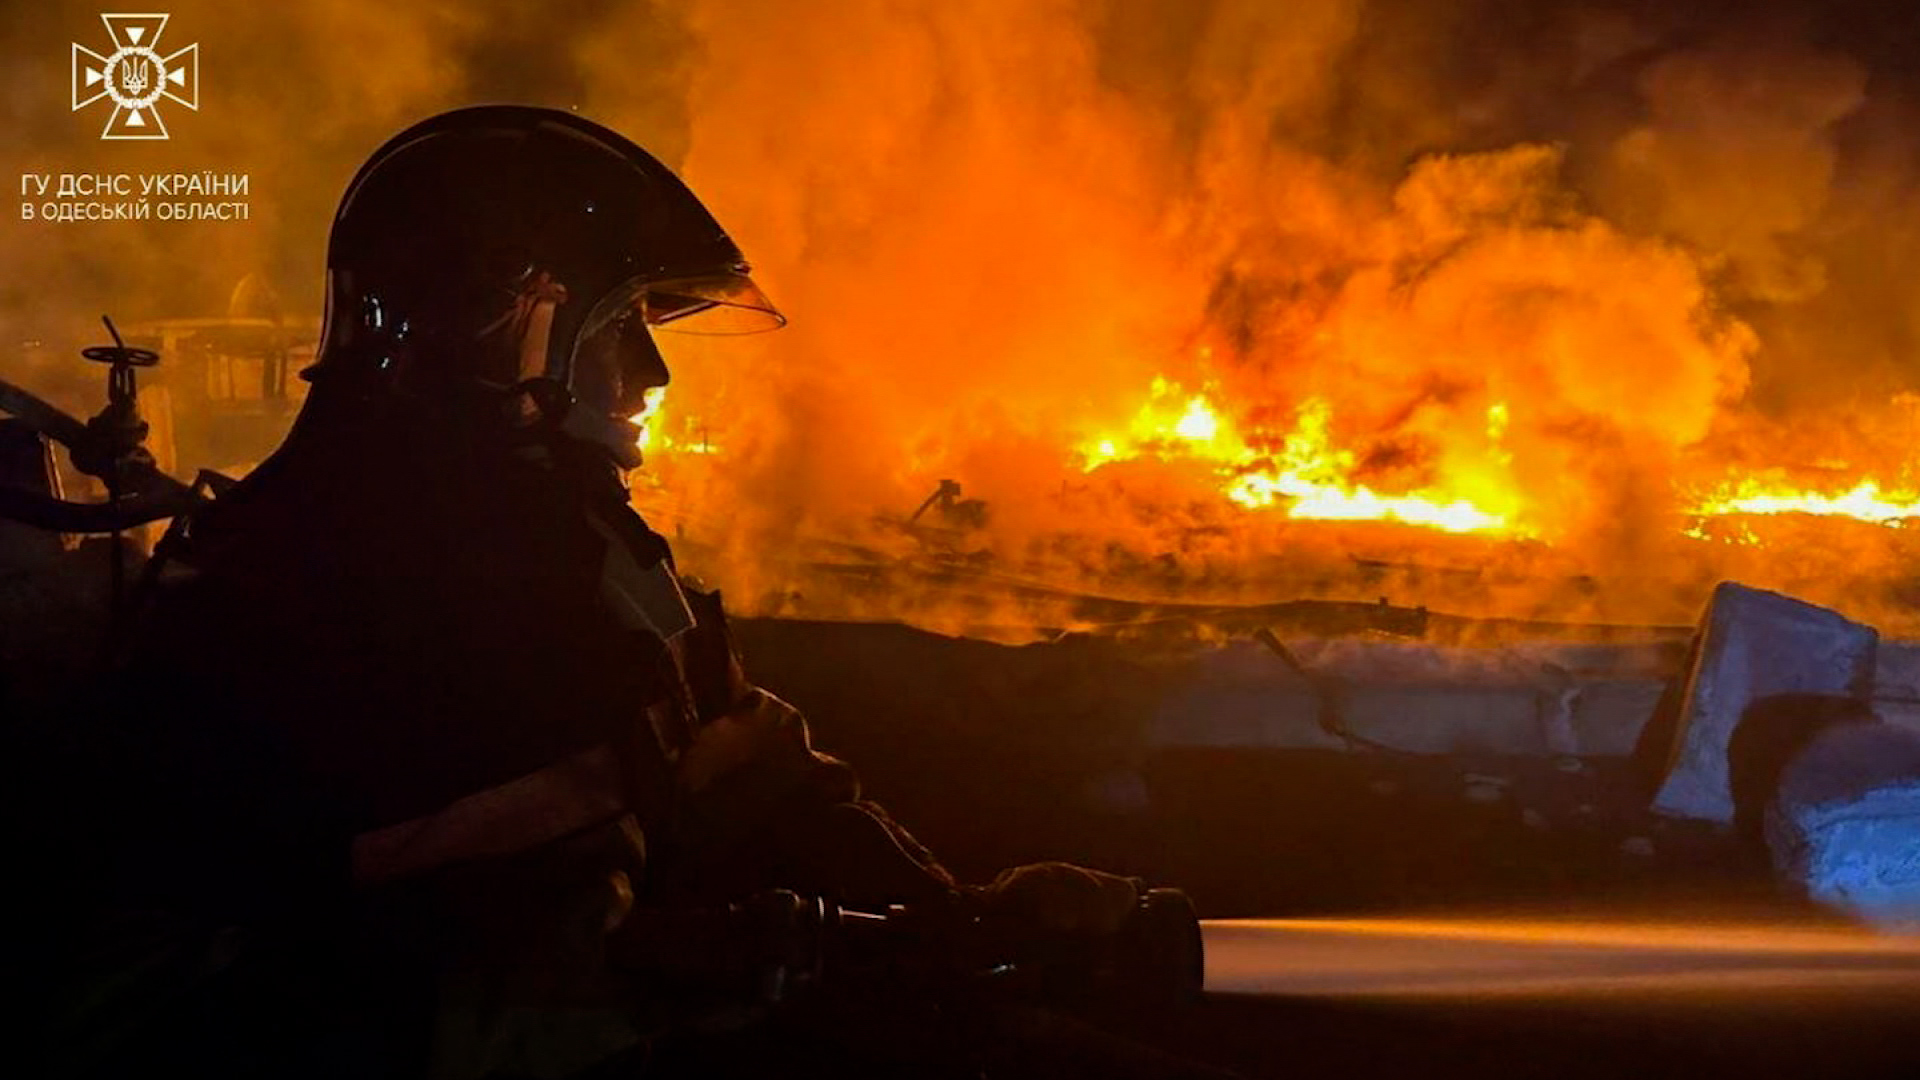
[310,105,781,461]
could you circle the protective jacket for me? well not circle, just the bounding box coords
[56,405,948,1079]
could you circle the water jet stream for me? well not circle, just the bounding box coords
[1202,916,1920,999]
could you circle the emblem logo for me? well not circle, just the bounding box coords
[72,13,199,140]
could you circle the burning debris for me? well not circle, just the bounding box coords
[8,2,1920,638]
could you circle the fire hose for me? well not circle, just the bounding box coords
[609,885,1206,1015]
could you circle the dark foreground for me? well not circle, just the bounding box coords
[727,619,1920,1078]
[13,603,1920,1077]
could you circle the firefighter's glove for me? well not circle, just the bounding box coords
[977,861,1141,938]
[676,687,805,796]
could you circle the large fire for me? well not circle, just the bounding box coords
[1687,477,1920,527]
[11,0,1918,637]
[1074,380,1518,535]
[635,346,1920,640]
[1062,379,1920,537]
[640,378,1920,538]
[643,375,1525,535]
[625,5,1920,638]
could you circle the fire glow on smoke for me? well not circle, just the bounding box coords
[19,0,1919,632]
[611,2,1920,641]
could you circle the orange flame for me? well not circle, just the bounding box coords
[1070,380,1522,535]
[643,375,1920,542]
[1689,477,1920,526]
[629,386,668,453]
[630,386,720,457]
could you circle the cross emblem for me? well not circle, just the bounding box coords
[72,13,199,140]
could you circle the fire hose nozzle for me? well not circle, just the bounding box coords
[610,885,1205,1012]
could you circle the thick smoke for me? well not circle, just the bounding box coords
[661,0,1898,628]
[6,0,1920,634]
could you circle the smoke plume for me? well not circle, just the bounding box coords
[7,0,1920,634]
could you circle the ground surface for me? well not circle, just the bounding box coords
[735,617,1920,1078]
[1175,961,1920,1079]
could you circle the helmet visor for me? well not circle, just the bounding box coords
[568,268,782,424]
[578,269,785,345]
[644,272,786,335]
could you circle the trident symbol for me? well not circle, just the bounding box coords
[118,56,150,97]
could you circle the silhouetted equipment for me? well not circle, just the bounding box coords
[0,419,69,564]
[909,479,989,530]
[610,885,1205,1015]
[82,316,159,617]
[0,320,207,533]
[0,317,226,640]
[117,315,314,472]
